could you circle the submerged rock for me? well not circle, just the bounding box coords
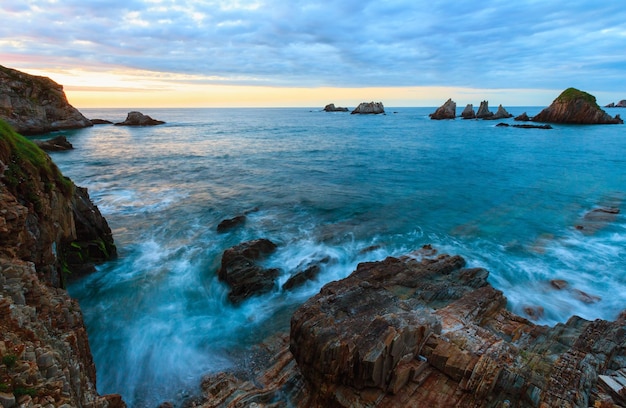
[217,239,280,304]
[429,98,456,119]
[533,88,623,124]
[323,103,349,112]
[115,111,165,126]
[461,104,476,119]
[34,135,73,151]
[351,101,385,114]
[217,214,246,233]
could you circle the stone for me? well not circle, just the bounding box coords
[515,112,531,121]
[34,135,73,151]
[0,65,92,135]
[492,104,513,120]
[0,392,16,408]
[461,104,476,119]
[114,111,165,126]
[476,100,493,119]
[351,102,385,115]
[429,98,456,120]
[217,239,280,304]
[89,119,113,125]
[323,103,349,112]
[533,88,623,124]
[217,215,246,233]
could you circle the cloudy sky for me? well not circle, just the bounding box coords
[2,0,625,107]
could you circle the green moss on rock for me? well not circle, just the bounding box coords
[556,87,599,108]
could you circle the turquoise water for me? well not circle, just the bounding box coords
[49,107,625,406]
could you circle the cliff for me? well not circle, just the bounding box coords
[0,65,92,135]
[199,248,626,407]
[0,120,123,406]
[533,88,623,124]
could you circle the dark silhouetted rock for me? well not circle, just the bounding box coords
[35,135,73,151]
[497,123,553,129]
[90,118,113,125]
[217,215,246,232]
[475,100,493,118]
[461,104,476,119]
[323,103,349,112]
[0,65,92,135]
[217,239,280,303]
[351,102,385,114]
[515,112,531,121]
[115,111,165,126]
[533,88,623,124]
[429,98,456,120]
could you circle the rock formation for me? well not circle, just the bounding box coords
[492,104,513,120]
[351,102,385,115]
[34,135,73,151]
[217,215,246,233]
[0,120,124,406]
[114,111,165,126]
[429,98,456,120]
[533,88,623,124]
[0,65,92,135]
[497,123,553,130]
[323,103,349,112]
[217,239,281,304]
[605,100,626,108]
[461,104,476,119]
[199,246,626,407]
[90,118,113,125]
[475,100,493,119]
[515,112,531,121]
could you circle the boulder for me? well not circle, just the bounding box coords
[90,118,113,125]
[351,102,385,115]
[461,104,476,119]
[217,239,280,303]
[323,103,349,112]
[114,111,165,126]
[216,215,246,233]
[0,65,92,135]
[475,100,493,119]
[533,88,623,124]
[429,98,456,120]
[34,135,73,151]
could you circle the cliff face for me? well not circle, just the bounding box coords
[533,88,623,124]
[0,120,123,406]
[0,65,92,135]
[199,248,626,408]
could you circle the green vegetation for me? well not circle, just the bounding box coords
[0,119,74,205]
[2,354,17,369]
[0,382,8,392]
[556,87,599,108]
[13,386,37,397]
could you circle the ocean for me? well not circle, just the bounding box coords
[45,107,625,406]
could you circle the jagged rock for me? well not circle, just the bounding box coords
[34,135,73,151]
[476,100,494,119]
[282,256,331,291]
[429,98,456,120]
[618,100,626,107]
[605,102,615,108]
[533,88,623,124]
[90,118,113,124]
[323,103,349,112]
[200,247,626,407]
[461,104,476,119]
[0,65,92,135]
[351,102,385,115]
[492,104,513,119]
[217,239,280,304]
[114,111,165,126]
[515,112,531,121]
[217,215,246,233]
[497,123,553,129]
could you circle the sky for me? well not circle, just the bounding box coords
[1,0,625,108]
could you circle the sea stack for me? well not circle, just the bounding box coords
[323,103,349,112]
[429,98,456,120]
[351,101,385,114]
[533,88,623,124]
[461,104,476,119]
[476,100,493,119]
[115,111,165,126]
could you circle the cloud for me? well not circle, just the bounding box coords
[2,0,626,93]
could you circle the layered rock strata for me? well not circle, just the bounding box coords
[533,88,623,124]
[0,119,123,406]
[430,99,456,120]
[0,65,92,135]
[351,102,385,115]
[199,247,626,407]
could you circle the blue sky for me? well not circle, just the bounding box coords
[2,0,625,107]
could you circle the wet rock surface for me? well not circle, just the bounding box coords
[34,135,74,151]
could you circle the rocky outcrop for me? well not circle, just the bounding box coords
[429,98,456,120]
[323,103,349,112]
[0,65,92,135]
[199,246,626,407]
[515,112,531,121]
[217,239,280,304]
[475,100,493,119]
[497,123,553,129]
[0,119,124,406]
[351,102,385,115]
[461,104,476,119]
[34,135,73,151]
[492,104,513,119]
[114,111,165,126]
[605,100,626,108]
[533,88,623,124]
[217,215,246,233]
[90,118,113,125]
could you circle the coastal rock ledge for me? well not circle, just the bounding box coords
[199,247,626,408]
[533,88,623,124]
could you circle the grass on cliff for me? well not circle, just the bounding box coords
[556,87,600,108]
[0,119,74,201]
